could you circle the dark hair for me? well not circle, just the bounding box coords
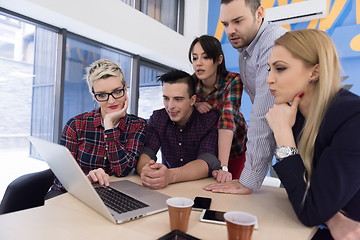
[188,35,228,78]
[157,70,195,97]
[221,0,260,15]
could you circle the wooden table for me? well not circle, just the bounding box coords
[0,175,316,239]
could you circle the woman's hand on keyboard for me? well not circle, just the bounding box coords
[87,168,110,186]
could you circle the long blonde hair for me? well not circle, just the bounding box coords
[275,29,341,181]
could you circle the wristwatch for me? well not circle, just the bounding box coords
[275,146,299,160]
[221,166,228,172]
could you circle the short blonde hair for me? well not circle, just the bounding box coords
[85,59,126,93]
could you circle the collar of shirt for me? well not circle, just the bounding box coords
[238,19,268,57]
[93,108,127,131]
[196,78,219,97]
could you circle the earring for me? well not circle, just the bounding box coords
[310,77,319,83]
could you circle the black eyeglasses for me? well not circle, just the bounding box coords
[92,88,125,102]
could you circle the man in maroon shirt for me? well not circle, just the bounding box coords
[136,70,221,190]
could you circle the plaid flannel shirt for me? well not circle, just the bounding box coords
[195,71,247,159]
[143,108,220,173]
[52,108,146,190]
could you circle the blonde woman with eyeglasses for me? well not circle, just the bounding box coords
[47,59,146,198]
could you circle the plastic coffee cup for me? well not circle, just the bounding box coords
[166,197,194,232]
[224,211,257,240]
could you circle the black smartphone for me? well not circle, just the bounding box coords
[199,209,226,225]
[157,230,200,240]
[192,196,212,211]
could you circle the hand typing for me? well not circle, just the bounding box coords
[87,168,110,186]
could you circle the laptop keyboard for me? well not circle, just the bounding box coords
[95,186,149,214]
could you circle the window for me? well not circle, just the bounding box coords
[0,8,172,172]
[31,27,59,143]
[121,0,184,34]
[0,11,59,159]
[120,0,136,7]
[137,61,171,119]
[0,6,174,199]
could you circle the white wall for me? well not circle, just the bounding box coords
[184,0,208,39]
[0,0,209,72]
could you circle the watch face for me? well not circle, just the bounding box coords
[277,148,289,158]
[221,166,228,172]
[275,146,298,159]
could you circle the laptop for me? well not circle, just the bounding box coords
[29,136,170,224]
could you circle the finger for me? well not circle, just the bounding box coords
[87,170,98,183]
[202,183,216,190]
[149,163,163,170]
[201,105,211,113]
[221,174,228,183]
[145,163,156,170]
[95,171,106,185]
[123,97,129,110]
[87,174,95,183]
[97,174,105,185]
[225,172,233,182]
[211,188,229,193]
[291,92,304,110]
[208,185,233,194]
[216,172,224,183]
[197,106,205,113]
[141,176,156,187]
[145,170,161,178]
[226,174,232,182]
[204,102,212,109]
[220,173,227,183]
[142,177,163,190]
[143,166,166,179]
[103,173,110,186]
[225,175,231,182]
[212,185,239,194]
[203,185,217,191]
[94,168,110,186]
[141,178,152,187]
[203,182,225,190]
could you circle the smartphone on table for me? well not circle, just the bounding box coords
[200,209,259,229]
[199,209,226,225]
[192,197,212,211]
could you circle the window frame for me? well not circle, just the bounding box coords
[0,7,173,145]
